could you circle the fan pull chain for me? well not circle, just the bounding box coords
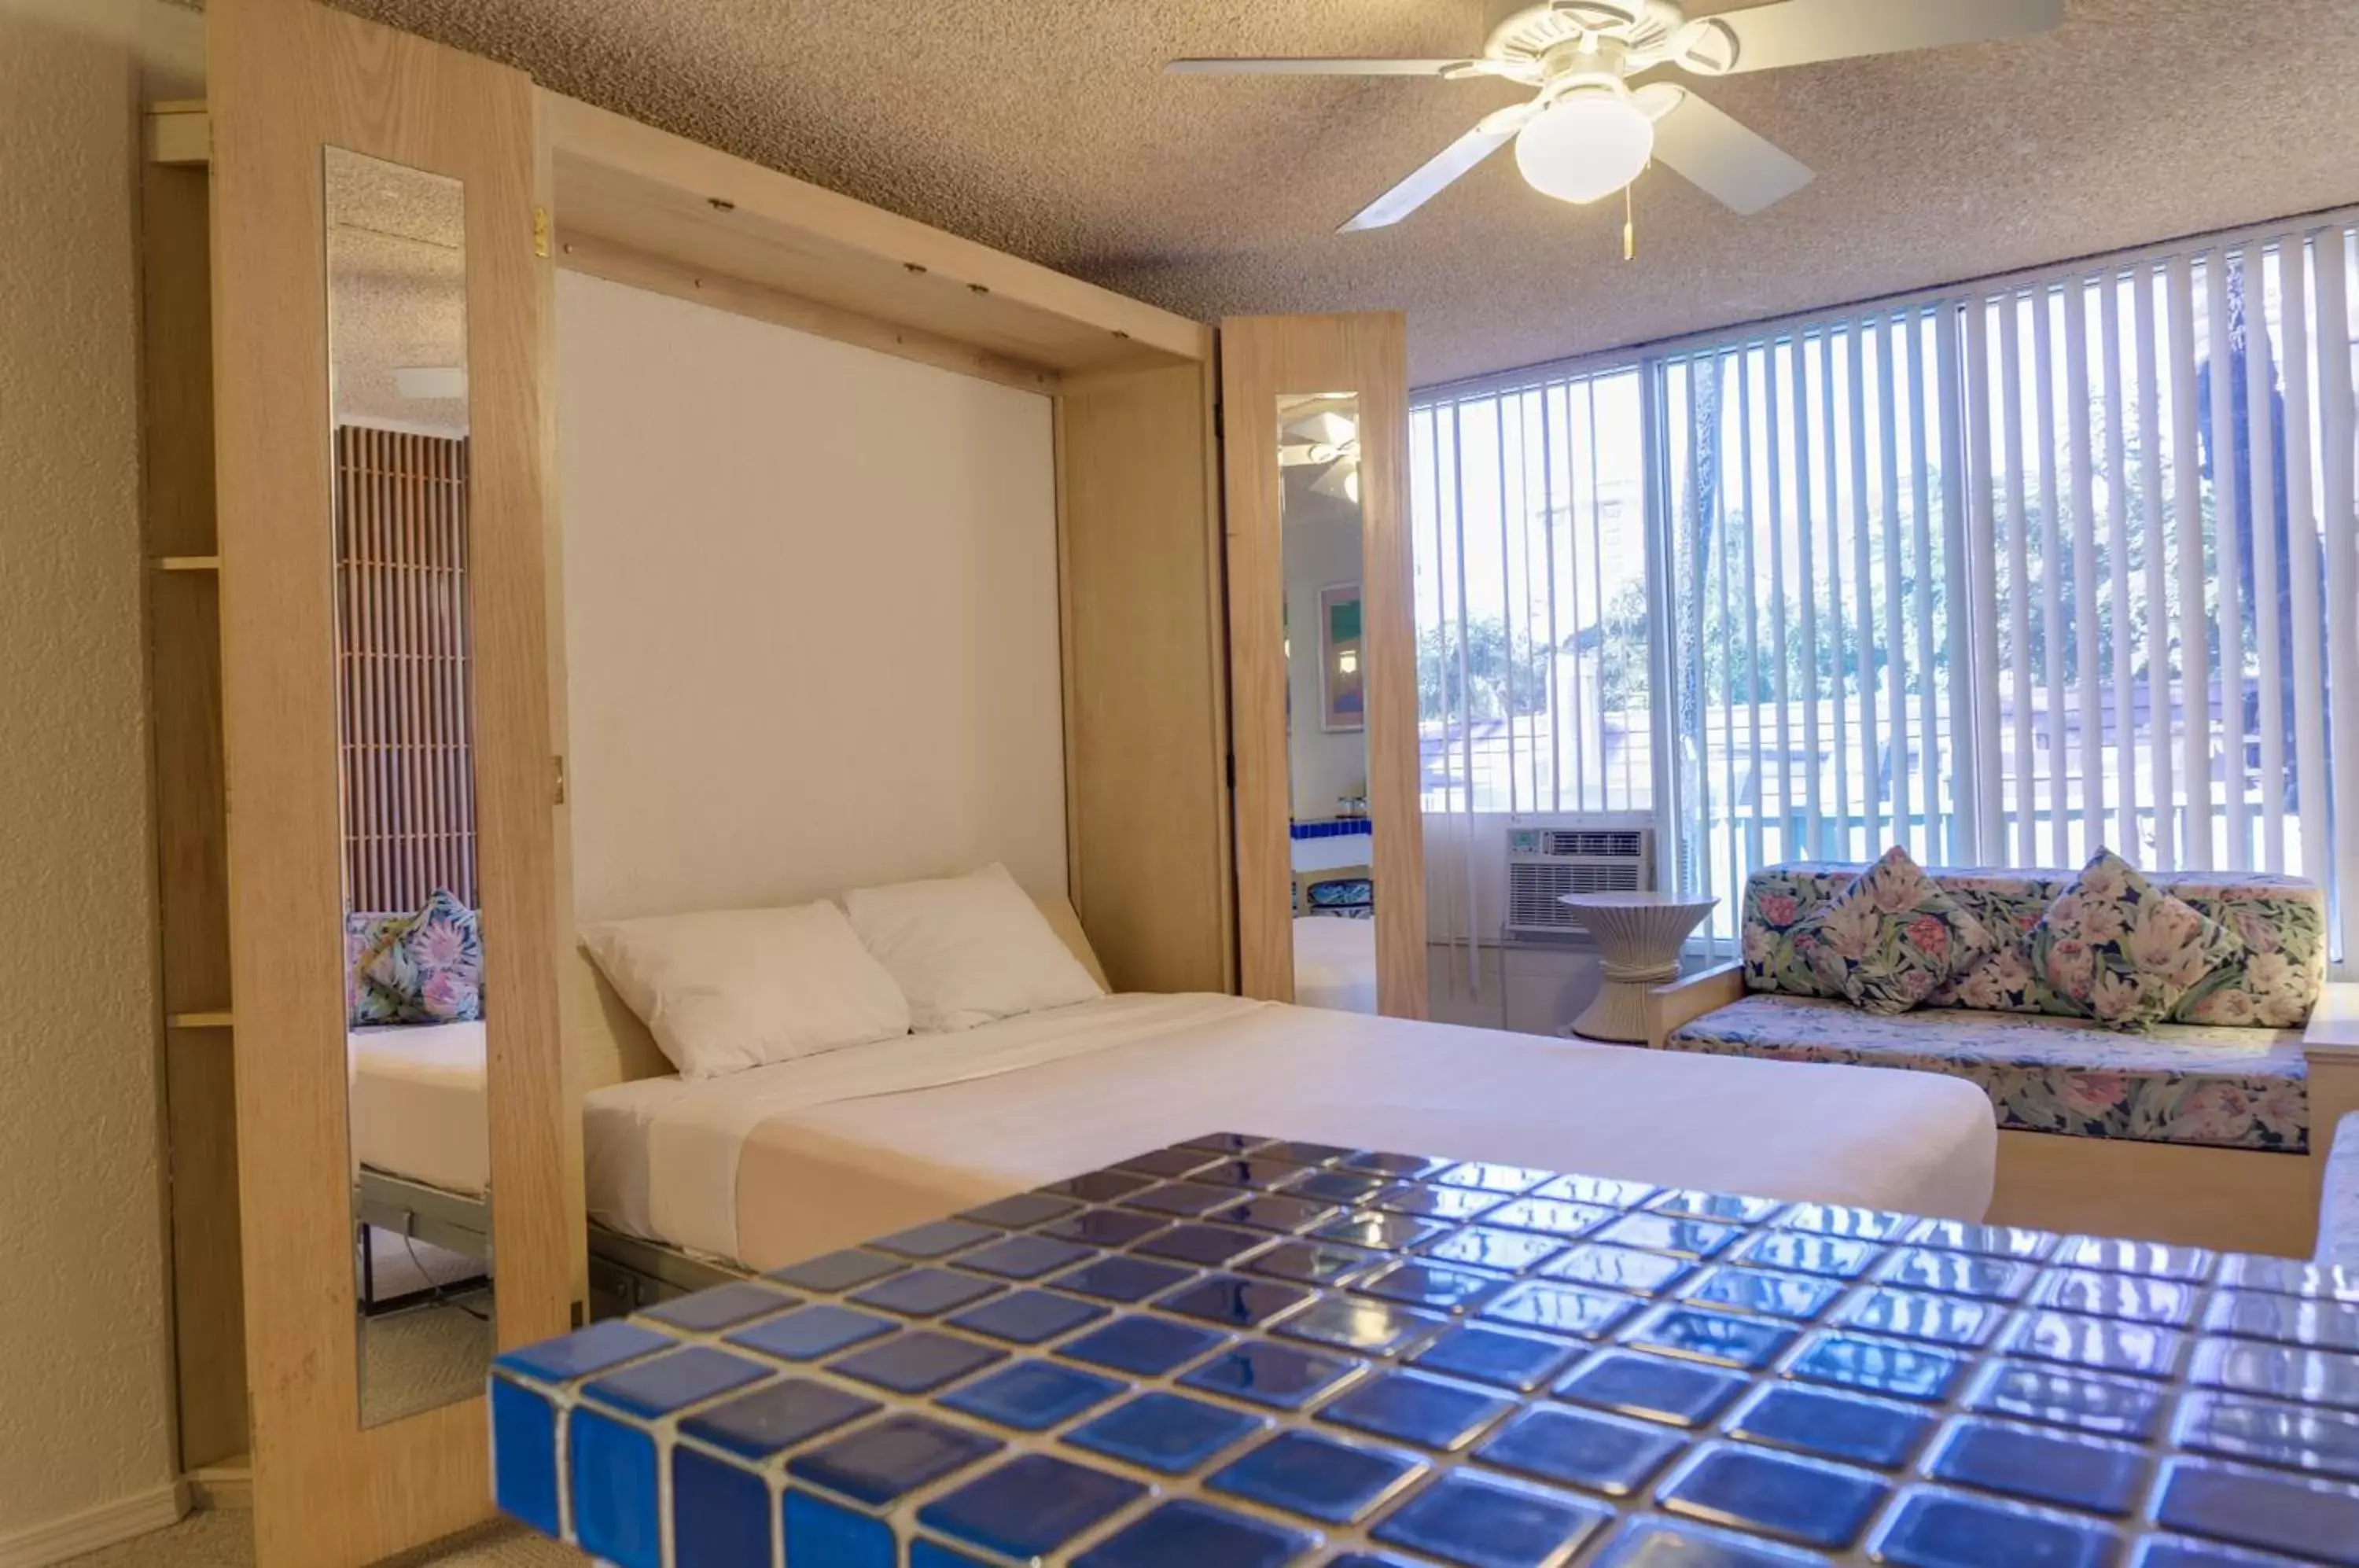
[1622,180,1637,262]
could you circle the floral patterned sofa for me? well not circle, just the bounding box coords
[1645,861,2350,1255]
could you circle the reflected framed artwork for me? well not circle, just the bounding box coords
[1319,581,1364,733]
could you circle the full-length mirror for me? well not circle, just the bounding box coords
[326,147,492,1426]
[1281,392,1377,1013]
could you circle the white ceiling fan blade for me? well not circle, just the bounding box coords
[1311,458,1362,501]
[1706,0,2062,75]
[1338,115,1524,233]
[1167,57,1473,77]
[1648,90,1815,215]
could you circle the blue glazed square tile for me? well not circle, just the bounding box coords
[1870,1486,2119,1568]
[959,1192,1078,1229]
[1043,1208,1167,1247]
[1410,1324,1581,1393]
[1216,1193,1338,1235]
[1436,1161,1555,1195]
[783,1488,893,1568]
[1073,1497,1315,1568]
[1725,1383,1934,1469]
[1064,1391,1268,1474]
[1877,1248,2036,1302]
[1590,1518,1831,1566]
[848,1265,1003,1318]
[764,1247,903,1293]
[1114,1147,1218,1179]
[1196,1156,1314,1190]
[1481,1197,1612,1237]
[829,1329,1005,1395]
[1180,1341,1362,1411]
[2005,1309,2183,1378]
[1623,1305,1797,1370]
[495,1318,672,1385]
[1059,1314,1229,1376]
[2188,1336,2359,1412]
[1378,1184,1507,1222]
[1247,1240,1385,1286]
[920,1453,1146,1560]
[1316,1210,1444,1251]
[1535,1173,1658,1207]
[2205,1290,2359,1354]
[1680,1267,1842,1322]
[1054,1253,1197,1303]
[1371,1467,1614,1568]
[582,1345,771,1419]
[1178,1131,1268,1154]
[2218,1254,2359,1301]
[640,1281,798,1333]
[2151,1458,2359,1566]
[1346,1150,1446,1180]
[1421,1225,1568,1275]
[1556,1349,1746,1428]
[1908,1219,2056,1261]
[1546,1244,1696,1297]
[1276,1294,1446,1356]
[1835,1287,2005,1349]
[2132,1538,2313,1567]
[1158,1272,1313,1327]
[2175,1389,2359,1481]
[489,1378,558,1537]
[875,1219,1001,1259]
[1320,1555,1422,1568]
[1964,1359,2165,1439]
[1356,1259,1509,1314]
[1043,1169,1154,1202]
[946,1288,1106,1345]
[568,1408,661,1568]
[727,1302,896,1362]
[786,1412,1001,1506]
[1208,1429,1425,1524]
[1317,1370,1511,1452]
[1266,1139,1355,1165]
[1476,1404,1686,1497]
[1647,1189,1784,1224]
[672,1447,771,1568]
[955,1234,1096,1280]
[2055,1235,2215,1281]
[679,1376,878,1461]
[1128,1180,1250,1216]
[1928,1416,2145,1515]
[1786,1331,1965,1403]
[1778,1202,1912,1241]
[1657,1441,1890,1550]
[938,1360,1125,1431]
[1593,1213,1743,1260]
[2035,1268,2201,1328]
[1733,1230,1878,1280]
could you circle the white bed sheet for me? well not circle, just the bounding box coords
[349,1021,489,1198]
[1293,916,1377,1014]
[584,994,1997,1270]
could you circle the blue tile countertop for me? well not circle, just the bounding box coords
[491,1136,2359,1567]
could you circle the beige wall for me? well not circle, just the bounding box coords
[555,270,1069,922]
[0,0,178,1551]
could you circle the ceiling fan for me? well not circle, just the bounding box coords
[1168,0,2063,232]
[1280,401,1363,502]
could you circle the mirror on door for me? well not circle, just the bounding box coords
[1279,392,1376,1014]
[324,146,492,1426]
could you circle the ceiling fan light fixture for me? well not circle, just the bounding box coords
[1513,86,1654,206]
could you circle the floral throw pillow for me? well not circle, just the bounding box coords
[2029,848,2242,1030]
[351,889,484,1025]
[1794,845,1997,1015]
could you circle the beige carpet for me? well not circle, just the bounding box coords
[65,1512,587,1566]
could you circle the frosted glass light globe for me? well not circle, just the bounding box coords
[1514,90,1655,206]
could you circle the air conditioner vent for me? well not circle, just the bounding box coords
[1503,812,1656,940]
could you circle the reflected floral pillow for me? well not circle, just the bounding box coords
[2030,848,2241,1031]
[1794,845,1997,1016]
[350,889,483,1025]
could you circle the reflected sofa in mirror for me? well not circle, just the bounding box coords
[1280,392,1378,1014]
[326,145,493,1427]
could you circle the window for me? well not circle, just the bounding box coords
[1415,215,2359,963]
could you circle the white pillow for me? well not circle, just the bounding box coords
[581,901,911,1080]
[845,864,1105,1032]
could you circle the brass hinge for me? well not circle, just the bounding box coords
[553,753,567,806]
[532,206,551,259]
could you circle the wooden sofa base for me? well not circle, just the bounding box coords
[1986,1129,2318,1259]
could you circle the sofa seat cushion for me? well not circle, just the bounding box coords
[1665,995,2308,1153]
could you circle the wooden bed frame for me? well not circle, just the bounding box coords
[1646,963,2359,1258]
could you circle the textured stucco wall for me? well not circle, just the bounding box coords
[0,0,178,1538]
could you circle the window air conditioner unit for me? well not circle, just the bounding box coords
[1504,812,1656,940]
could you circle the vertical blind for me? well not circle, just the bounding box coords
[1414,212,2359,963]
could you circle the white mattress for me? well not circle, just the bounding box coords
[1294,916,1376,1014]
[583,993,1997,1271]
[348,1021,489,1198]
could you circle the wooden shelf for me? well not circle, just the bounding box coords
[169,1010,234,1029]
[156,555,221,572]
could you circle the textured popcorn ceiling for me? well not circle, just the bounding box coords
[327,148,470,432]
[250,0,2359,383]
